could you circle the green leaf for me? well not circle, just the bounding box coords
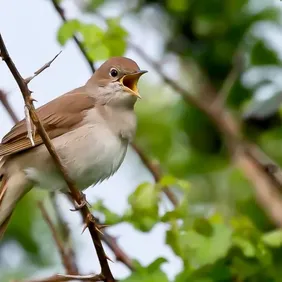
[251,40,279,66]
[87,44,110,62]
[126,182,159,231]
[121,257,169,282]
[232,236,256,257]
[85,0,105,12]
[57,20,81,45]
[175,270,213,282]
[231,257,261,280]
[193,218,213,237]
[262,229,282,248]
[147,257,167,272]
[166,221,184,260]
[91,200,122,225]
[159,175,190,191]
[4,191,43,263]
[128,182,159,215]
[179,221,233,267]
[57,19,128,61]
[161,196,189,222]
[167,0,190,13]
[104,18,128,57]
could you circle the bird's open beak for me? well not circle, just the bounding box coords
[119,70,147,99]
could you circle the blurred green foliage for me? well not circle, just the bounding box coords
[57,18,128,61]
[2,0,282,281]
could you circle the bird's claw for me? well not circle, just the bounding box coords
[70,192,89,211]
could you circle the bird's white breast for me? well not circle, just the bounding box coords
[23,108,132,192]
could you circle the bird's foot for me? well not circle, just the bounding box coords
[69,192,89,211]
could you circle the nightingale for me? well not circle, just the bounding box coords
[0,56,147,238]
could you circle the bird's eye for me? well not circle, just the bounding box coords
[109,68,119,78]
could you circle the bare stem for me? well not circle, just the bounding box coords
[25,51,62,84]
[17,273,104,282]
[129,42,282,226]
[38,202,78,275]
[0,89,19,123]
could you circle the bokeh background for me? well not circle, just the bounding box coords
[2,0,282,281]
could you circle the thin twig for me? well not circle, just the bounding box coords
[213,68,238,108]
[95,218,135,271]
[212,52,243,107]
[132,143,178,206]
[49,192,79,274]
[57,273,104,281]
[0,33,114,281]
[0,89,18,123]
[38,202,78,275]
[25,51,62,84]
[130,42,282,225]
[17,273,104,282]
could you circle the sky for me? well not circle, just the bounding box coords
[0,0,182,279]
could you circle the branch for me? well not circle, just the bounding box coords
[130,43,282,226]
[25,51,62,84]
[49,0,178,208]
[0,33,114,281]
[213,52,243,107]
[132,143,178,206]
[38,202,78,275]
[236,149,282,227]
[0,89,19,123]
[17,273,104,282]
[95,220,135,271]
[49,192,79,274]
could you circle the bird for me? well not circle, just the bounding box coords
[0,56,147,238]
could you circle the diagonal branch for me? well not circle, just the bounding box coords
[0,89,19,123]
[0,33,114,281]
[18,273,104,282]
[25,51,62,84]
[50,0,282,226]
[38,201,78,275]
[49,192,79,273]
[132,143,178,205]
[129,42,282,226]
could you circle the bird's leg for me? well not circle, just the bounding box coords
[68,192,90,211]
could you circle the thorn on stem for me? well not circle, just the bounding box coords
[29,96,38,103]
[81,213,95,234]
[105,255,114,263]
[95,226,104,236]
[96,224,109,230]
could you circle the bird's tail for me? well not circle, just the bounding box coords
[0,160,28,240]
[0,175,12,239]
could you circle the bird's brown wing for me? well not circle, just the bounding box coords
[0,90,96,157]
